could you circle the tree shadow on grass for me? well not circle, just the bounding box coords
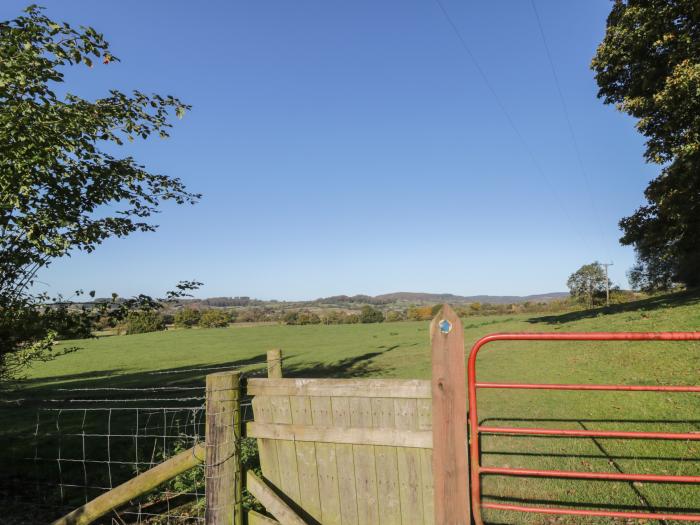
[246,345,399,380]
[478,416,700,519]
[8,353,271,396]
[527,288,700,325]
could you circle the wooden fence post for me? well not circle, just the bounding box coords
[430,304,470,525]
[267,349,283,378]
[205,371,242,525]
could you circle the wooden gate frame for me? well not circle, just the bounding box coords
[245,305,471,525]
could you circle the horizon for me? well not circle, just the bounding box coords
[81,289,571,303]
[4,0,655,300]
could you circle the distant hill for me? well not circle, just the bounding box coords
[184,291,570,306]
[81,291,570,308]
[372,291,569,305]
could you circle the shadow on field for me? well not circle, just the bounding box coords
[10,353,272,398]
[11,343,399,399]
[481,416,700,453]
[481,494,700,514]
[281,347,396,379]
[480,416,700,518]
[527,288,700,325]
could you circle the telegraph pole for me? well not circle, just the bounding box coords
[602,262,613,306]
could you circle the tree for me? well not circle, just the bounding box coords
[284,310,321,325]
[359,305,384,324]
[384,310,405,322]
[592,0,700,289]
[567,262,611,308]
[198,309,231,328]
[174,308,201,329]
[119,310,165,335]
[0,6,198,380]
[406,306,433,321]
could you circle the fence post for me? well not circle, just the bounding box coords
[267,349,283,378]
[205,371,242,525]
[430,304,470,525]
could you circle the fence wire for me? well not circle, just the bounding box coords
[1,369,259,525]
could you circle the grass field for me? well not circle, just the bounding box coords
[6,290,700,523]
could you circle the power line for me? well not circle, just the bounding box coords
[529,0,611,260]
[430,0,593,253]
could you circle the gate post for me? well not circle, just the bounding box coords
[267,348,283,378]
[431,304,470,525]
[205,370,242,525]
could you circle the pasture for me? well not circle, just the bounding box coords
[4,290,700,523]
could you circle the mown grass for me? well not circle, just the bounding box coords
[5,290,700,523]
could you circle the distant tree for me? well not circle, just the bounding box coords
[119,311,165,335]
[283,311,299,325]
[567,262,611,308]
[321,310,346,325]
[199,309,231,328]
[284,310,320,325]
[236,308,268,323]
[359,305,384,324]
[592,0,700,289]
[174,308,201,329]
[299,311,321,325]
[384,310,405,322]
[406,306,433,321]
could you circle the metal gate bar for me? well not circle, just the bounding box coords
[467,332,700,525]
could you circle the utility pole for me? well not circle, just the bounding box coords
[602,262,613,306]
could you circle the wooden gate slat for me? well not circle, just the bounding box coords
[350,398,379,524]
[269,396,301,503]
[310,397,342,525]
[290,396,321,522]
[252,396,281,488]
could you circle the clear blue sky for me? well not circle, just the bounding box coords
[7,1,657,300]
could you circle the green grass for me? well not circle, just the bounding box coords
[6,290,700,523]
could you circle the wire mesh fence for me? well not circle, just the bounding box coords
[0,365,261,525]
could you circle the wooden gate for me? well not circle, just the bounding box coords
[245,305,470,525]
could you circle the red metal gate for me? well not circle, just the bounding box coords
[467,332,700,524]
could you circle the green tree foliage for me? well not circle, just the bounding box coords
[174,308,201,329]
[0,6,198,380]
[592,0,700,289]
[236,308,268,323]
[359,305,384,324]
[321,310,347,324]
[384,310,405,322]
[567,262,611,308]
[41,304,93,340]
[198,309,231,328]
[119,311,165,335]
[284,310,321,325]
[321,309,371,324]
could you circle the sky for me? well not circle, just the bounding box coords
[6,1,659,301]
